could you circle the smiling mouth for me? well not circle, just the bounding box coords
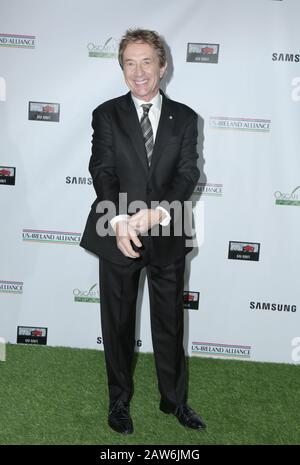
[134,80,148,85]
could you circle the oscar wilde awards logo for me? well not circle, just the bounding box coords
[274,186,300,206]
[0,33,36,49]
[73,284,100,303]
[22,229,82,245]
[186,43,219,63]
[28,102,60,122]
[0,280,23,294]
[87,37,118,58]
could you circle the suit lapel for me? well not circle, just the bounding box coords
[117,91,175,178]
[118,92,149,175]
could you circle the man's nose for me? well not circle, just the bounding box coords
[134,63,144,76]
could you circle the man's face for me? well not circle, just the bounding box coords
[122,41,167,102]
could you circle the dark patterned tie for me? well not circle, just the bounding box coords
[140,104,154,166]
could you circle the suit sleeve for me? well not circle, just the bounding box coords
[88,108,120,215]
[160,111,200,219]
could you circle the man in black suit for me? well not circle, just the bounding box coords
[80,28,206,434]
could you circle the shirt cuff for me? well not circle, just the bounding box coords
[156,206,171,226]
[110,214,130,232]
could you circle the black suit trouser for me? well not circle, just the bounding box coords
[99,254,187,410]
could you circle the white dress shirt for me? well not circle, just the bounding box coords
[110,91,171,231]
[131,91,162,142]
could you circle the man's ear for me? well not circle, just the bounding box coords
[160,62,168,79]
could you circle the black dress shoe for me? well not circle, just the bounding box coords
[108,400,133,434]
[160,402,206,430]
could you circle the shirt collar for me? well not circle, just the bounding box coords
[131,91,162,112]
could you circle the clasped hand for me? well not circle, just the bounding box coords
[116,208,164,258]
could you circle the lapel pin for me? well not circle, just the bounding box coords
[169,115,173,120]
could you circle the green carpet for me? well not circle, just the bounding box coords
[0,344,299,445]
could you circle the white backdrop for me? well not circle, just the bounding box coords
[1,0,300,364]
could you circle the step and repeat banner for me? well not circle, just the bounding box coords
[1,0,300,364]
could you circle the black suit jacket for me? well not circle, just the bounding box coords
[80,90,200,265]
